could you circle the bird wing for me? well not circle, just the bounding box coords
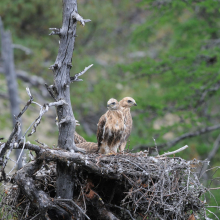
[74,131,87,144]
[123,109,132,141]
[97,114,106,149]
[76,142,98,153]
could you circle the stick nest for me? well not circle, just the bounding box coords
[0,152,210,219]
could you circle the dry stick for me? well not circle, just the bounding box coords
[0,121,21,165]
[8,137,26,174]
[28,100,67,137]
[107,204,136,220]
[208,187,220,190]
[200,134,220,178]
[70,64,93,82]
[133,124,220,152]
[16,88,33,119]
[71,11,91,26]
[158,145,189,157]
[13,44,32,55]
[54,199,91,220]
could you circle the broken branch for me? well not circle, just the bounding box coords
[158,145,189,157]
[71,11,91,26]
[70,64,93,82]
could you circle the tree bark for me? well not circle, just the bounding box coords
[50,0,81,218]
[0,18,23,169]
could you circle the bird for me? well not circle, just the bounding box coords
[97,98,124,154]
[118,97,137,152]
[76,142,98,153]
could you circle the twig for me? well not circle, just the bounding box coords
[133,124,220,152]
[13,44,32,55]
[107,204,136,220]
[70,64,93,82]
[49,28,61,36]
[206,209,220,220]
[29,213,40,220]
[8,137,26,174]
[28,100,67,137]
[54,198,91,220]
[45,83,57,101]
[0,121,21,164]
[200,134,220,177]
[16,88,33,119]
[71,11,91,26]
[208,187,220,190]
[158,145,188,157]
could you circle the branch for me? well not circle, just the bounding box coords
[133,124,220,152]
[158,145,188,157]
[15,142,41,153]
[16,87,33,119]
[0,66,46,89]
[13,143,119,180]
[71,11,91,26]
[14,161,71,219]
[13,44,32,55]
[28,100,67,137]
[200,134,220,177]
[54,199,91,220]
[70,64,93,82]
[45,83,57,101]
[49,28,61,36]
[107,204,136,220]
[0,121,21,164]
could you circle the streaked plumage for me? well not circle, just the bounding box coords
[97,98,124,154]
[75,131,86,144]
[76,142,98,153]
[119,97,137,152]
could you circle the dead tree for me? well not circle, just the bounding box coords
[0,18,23,169]
[0,1,220,220]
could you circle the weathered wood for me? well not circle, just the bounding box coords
[0,18,23,169]
[50,0,85,218]
[14,161,73,220]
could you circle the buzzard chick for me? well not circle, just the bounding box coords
[97,98,124,154]
[119,97,137,152]
[76,142,98,153]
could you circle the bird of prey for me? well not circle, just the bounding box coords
[97,98,124,154]
[119,97,137,152]
[76,142,98,153]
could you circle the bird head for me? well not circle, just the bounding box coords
[119,97,137,108]
[107,98,120,110]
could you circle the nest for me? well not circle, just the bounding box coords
[0,152,211,220]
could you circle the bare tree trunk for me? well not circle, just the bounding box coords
[50,0,82,218]
[0,18,23,169]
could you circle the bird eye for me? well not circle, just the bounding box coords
[127,100,132,103]
[112,102,115,105]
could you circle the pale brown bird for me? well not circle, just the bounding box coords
[76,142,98,153]
[119,97,137,152]
[97,98,124,154]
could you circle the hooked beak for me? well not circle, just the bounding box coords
[134,103,137,106]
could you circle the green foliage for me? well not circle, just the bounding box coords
[1,0,220,216]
